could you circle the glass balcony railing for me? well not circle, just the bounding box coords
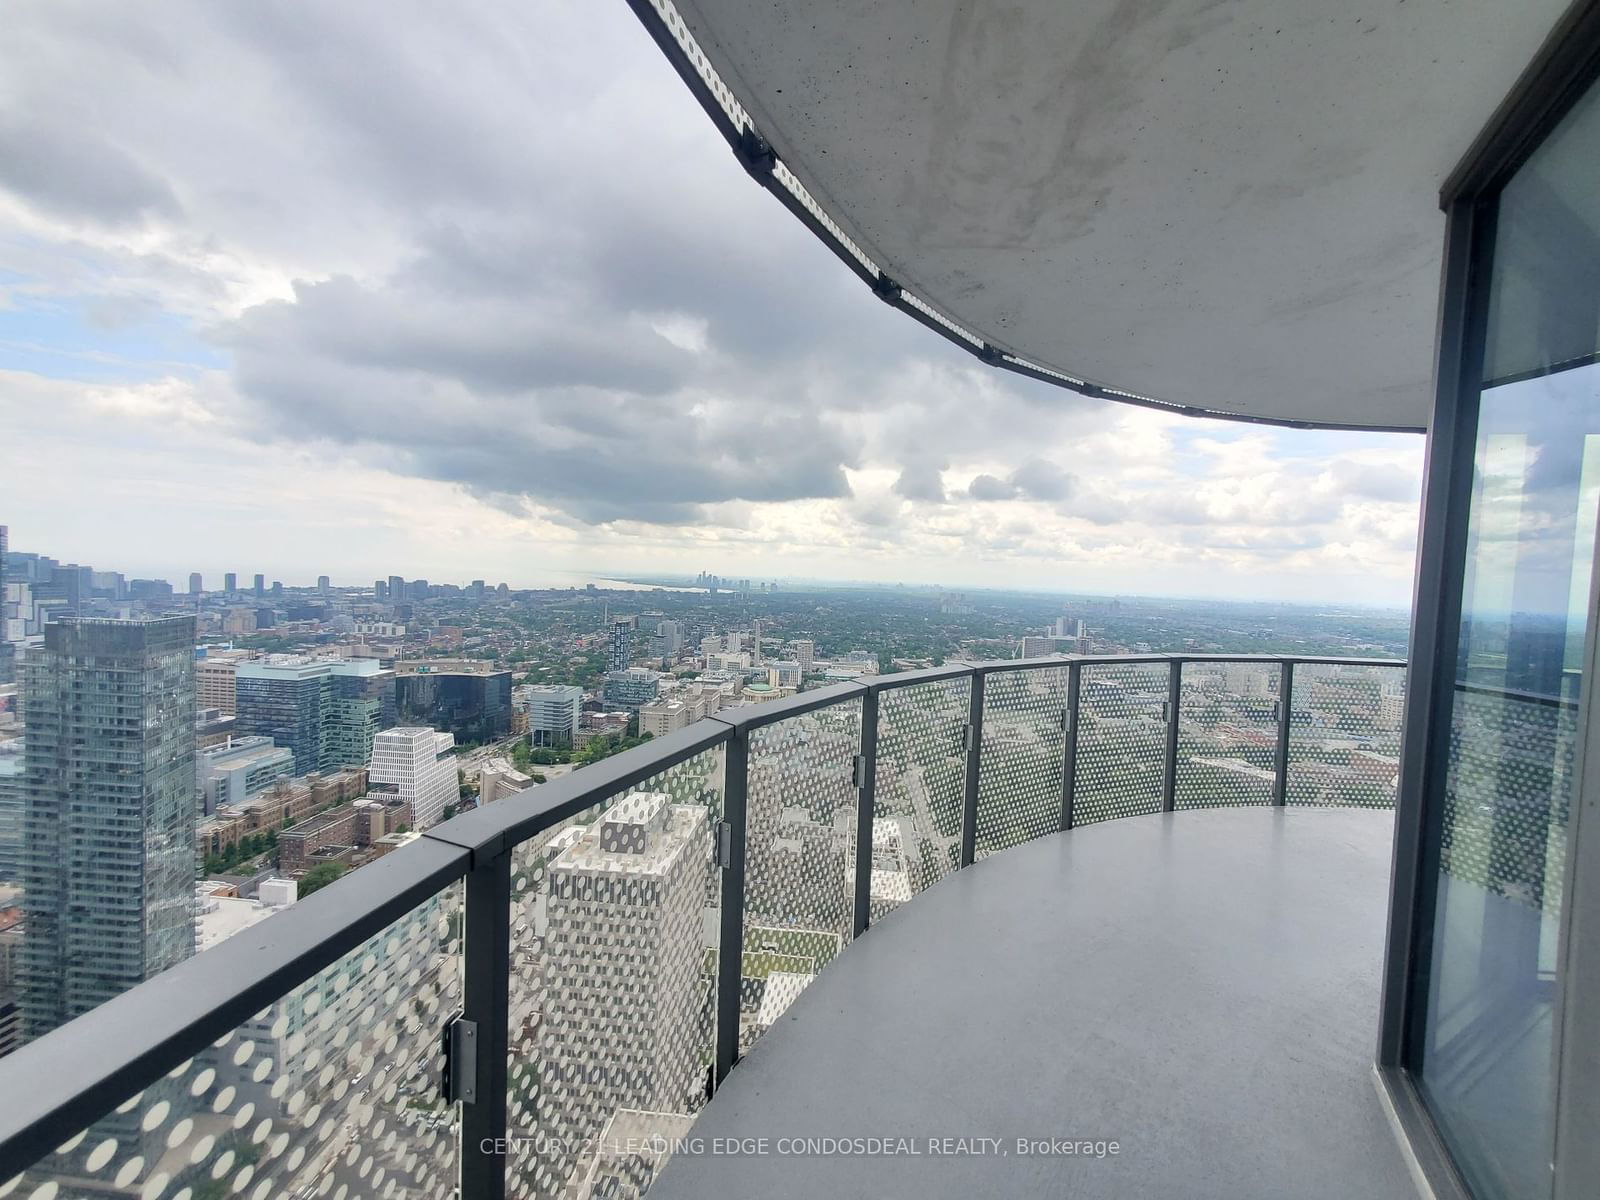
[0,653,1404,1200]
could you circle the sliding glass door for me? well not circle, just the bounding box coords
[1412,77,1600,1200]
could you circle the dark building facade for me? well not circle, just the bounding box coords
[235,659,396,774]
[395,670,512,746]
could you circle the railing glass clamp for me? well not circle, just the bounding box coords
[441,1014,478,1104]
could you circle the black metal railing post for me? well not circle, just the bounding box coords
[1274,660,1295,806]
[853,688,879,938]
[959,671,985,867]
[715,725,750,1085]
[1060,660,1082,831]
[1162,659,1182,812]
[459,849,511,1200]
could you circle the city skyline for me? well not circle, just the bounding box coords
[0,2,1423,608]
[0,521,1418,612]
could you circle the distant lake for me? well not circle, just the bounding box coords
[520,570,699,593]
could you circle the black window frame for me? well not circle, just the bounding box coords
[1379,6,1600,1198]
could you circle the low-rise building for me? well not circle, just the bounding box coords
[196,707,238,750]
[368,829,421,860]
[576,712,630,745]
[767,661,802,689]
[638,699,692,738]
[603,669,661,712]
[479,757,533,805]
[195,766,370,861]
[278,793,417,875]
[197,735,296,814]
[196,878,296,953]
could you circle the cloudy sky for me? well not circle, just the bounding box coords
[0,1,1423,605]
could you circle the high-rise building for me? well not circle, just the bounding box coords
[316,575,331,593]
[234,657,396,774]
[322,660,395,770]
[196,656,242,713]
[609,619,633,672]
[539,792,710,1192]
[373,579,388,601]
[395,668,512,745]
[367,727,457,829]
[651,620,684,664]
[252,574,265,598]
[188,572,203,594]
[0,524,10,685]
[19,616,196,1039]
[387,575,406,603]
[223,572,237,594]
[793,639,815,675]
[659,620,683,656]
[521,685,582,748]
[33,564,93,614]
[126,577,172,601]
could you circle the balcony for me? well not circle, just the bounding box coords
[0,654,1407,1199]
[649,806,1408,1200]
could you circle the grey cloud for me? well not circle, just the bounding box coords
[0,116,178,225]
[968,459,1075,503]
[6,0,1410,557]
[1009,458,1075,501]
[968,474,1017,501]
[1071,495,1129,526]
[227,334,856,525]
[227,276,696,397]
[893,463,947,502]
[1,0,1128,530]
[850,494,903,528]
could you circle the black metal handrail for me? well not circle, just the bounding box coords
[0,652,1407,1194]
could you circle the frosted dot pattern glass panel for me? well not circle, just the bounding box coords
[1,884,464,1200]
[1286,663,1404,808]
[1175,661,1280,808]
[1075,663,1170,824]
[739,700,862,1055]
[873,678,970,917]
[976,668,1068,858]
[506,749,724,1199]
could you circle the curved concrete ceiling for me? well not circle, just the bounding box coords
[649,0,1572,431]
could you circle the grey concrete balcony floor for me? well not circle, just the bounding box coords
[652,806,1414,1199]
